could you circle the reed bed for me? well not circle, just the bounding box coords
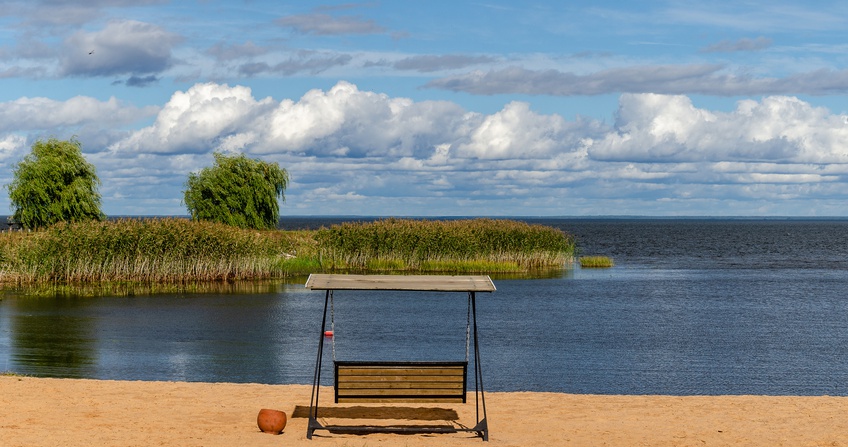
[314,218,574,272]
[1,218,291,283]
[0,217,575,286]
[579,255,614,268]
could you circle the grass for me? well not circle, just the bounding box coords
[0,217,576,285]
[579,255,614,268]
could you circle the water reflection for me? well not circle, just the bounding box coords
[8,297,96,378]
[1,281,323,382]
[85,286,321,384]
[13,278,309,298]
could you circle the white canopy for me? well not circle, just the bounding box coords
[304,274,496,292]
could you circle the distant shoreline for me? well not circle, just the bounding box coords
[6,214,848,231]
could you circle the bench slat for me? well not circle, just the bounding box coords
[339,373,463,382]
[336,397,466,404]
[339,382,465,390]
[338,388,463,396]
[334,361,467,404]
[337,367,465,376]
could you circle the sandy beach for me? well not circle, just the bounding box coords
[3,376,848,446]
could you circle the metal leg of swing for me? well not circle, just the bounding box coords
[471,291,489,441]
[307,291,331,439]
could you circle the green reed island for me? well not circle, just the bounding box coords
[579,255,614,268]
[0,217,575,284]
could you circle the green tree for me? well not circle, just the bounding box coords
[183,152,289,230]
[7,137,104,230]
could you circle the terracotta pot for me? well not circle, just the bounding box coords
[257,408,287,434]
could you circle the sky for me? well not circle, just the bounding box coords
[2,1,848,217]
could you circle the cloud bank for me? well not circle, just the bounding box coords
[425,65,848,97]
[3,81,848,216]
[276,13,386,36]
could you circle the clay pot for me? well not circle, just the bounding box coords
[257,408,287,434]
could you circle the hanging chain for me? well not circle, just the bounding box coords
[465,292,471,362]
[330,290,336,361]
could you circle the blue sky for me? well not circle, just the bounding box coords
[2,1,848,216]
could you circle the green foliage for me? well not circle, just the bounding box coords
[6,138,104,229]
[314,218,575,272]
[184,152,289,230]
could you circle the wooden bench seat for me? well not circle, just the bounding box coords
[334,361,468,403]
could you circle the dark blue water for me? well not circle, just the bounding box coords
[3,218,848,396]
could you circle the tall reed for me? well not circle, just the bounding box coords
[314,218,574,272]
[3,218,290,283]
[0,217,576,285]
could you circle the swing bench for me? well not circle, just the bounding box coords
[305,274,495,441]
[334,360,468,403]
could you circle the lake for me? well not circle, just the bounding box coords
[3,218,848,395]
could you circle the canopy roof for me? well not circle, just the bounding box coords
[305,274,496,292]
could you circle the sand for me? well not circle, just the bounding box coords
[2,376,848,446]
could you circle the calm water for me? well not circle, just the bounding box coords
[3,218,848,396]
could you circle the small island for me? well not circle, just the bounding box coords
[0,217,575,286]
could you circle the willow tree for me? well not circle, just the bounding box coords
[7,137,104,230]
[183,152,289,230]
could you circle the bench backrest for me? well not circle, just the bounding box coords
[334,361,467,403]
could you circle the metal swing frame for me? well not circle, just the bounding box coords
[304,274,495,441]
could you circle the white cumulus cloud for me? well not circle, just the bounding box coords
[590,93,848,164]
[262,81,475,158]
[455,101,602,160]
[111,83,276,154]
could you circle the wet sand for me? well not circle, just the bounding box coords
[2,376,848,446]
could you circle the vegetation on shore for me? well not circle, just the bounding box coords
[0,218,574,285]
